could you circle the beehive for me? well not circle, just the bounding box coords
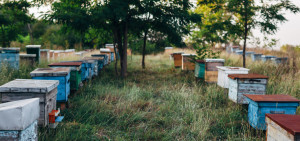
[26,45,41,62]
[100,48,112,63]
[226,45,240,53]
[182,54,196,71]
[48,62,82,91]
[82,59,98,77]
[194,60,205,78]
[272,57,288,65]
[251,53,263,61]
[244,94,300,130]
[92,54,109,65]
[172,52,184,68]
[0,79,59,127]
[60,61,89,81]
[235,50,255,57]
[217,66,249,88]
[127,49,132,56]
[49,50,54,60]
[20,54,36,66]
[204,59,225,83]
[30,68,71,103]
[0,98,39,141]
[0,48,20,69]
[164,47,173,55]
[83,57,104,74]
[262,55,277,62]
[228,73,268,104]
[40,49,50,61]
[266,114,300,141]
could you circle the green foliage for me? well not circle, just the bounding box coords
[0,0,32,47]
[194,44,220,60]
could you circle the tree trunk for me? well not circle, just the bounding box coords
[120,22,128,78]
[27,24,34,44]
[142,30,148,69]
[113,31,118,76]
[243,1,248,68]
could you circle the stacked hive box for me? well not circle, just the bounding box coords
[0,79,59,127]
[92,54,108,65]
[30,68,71,103]
[61,61,89,81]
[204,59,225,83]
[20,54,36,66]
[266,114,300,141]
[228,73,268,104]
[105,44,116,60]
[48,62,82,91]
[194,60,205,78]
[0,48,20,69]
[82,59,98,77]
[83,57,104,74]
[244,94,300,130]
[26,45,41,62]
[0,98,40,141]
[217,66,249,88]
[172,52,184,68]
[182,54,196,71]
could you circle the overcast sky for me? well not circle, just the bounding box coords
[29,0,300,49]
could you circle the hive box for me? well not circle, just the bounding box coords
[235,50,255,57]
[266,114,300,141]
[82,59,97,77]
[0,48,20,69]
[217,66,250,88]
[272,57,288,65]
[182,54,196,71]
[0,79,59,127]
[226,45,240,53]
[172,52,184,68]
[244,94,300,130]
[20,54,36,66]
[100,48,113,63]
[26,45,41,62]
[262,55,277,62]
[92,54,109,65]
[203,59,225,83]
[228,73,268,104]
[0,98,39,141]
[30,68,71,102]
[251,53,263,61]
[194,60,205,78]
[48,62,82,91]
[164,47,173,55]
[83,57,104,74]
[61,61,90,81]
[40,49,50,61]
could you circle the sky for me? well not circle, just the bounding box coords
[29,0,300,49]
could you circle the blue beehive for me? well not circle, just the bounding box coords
[83,59,97,77]
[62,61,89,81]
[262,55,277,62]
[0,48,20,69]
[244,94,300,130]
[30,68,71,103]
[271,57,288,65]
[91,54,108,66]
[251,53,262,61]
[84,57,104,74]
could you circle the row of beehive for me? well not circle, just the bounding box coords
[171,52,300,140]
[0,46,115,140]
[227,45,289,65]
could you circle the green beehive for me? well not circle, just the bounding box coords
[26,45,41,62]
[195,60,205,78]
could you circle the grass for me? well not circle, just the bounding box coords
[1,50,299,140]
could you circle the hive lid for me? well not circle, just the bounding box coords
[20,54,36,57]
[65,49,75,52]
[266,114,300,136]
[0,98,40,130]
[232,46,240,48]
[262,55,276,58]
[49,62,82,67]
[253,53,263,55]
[83,57,104,60]
[105,44,114,48]
[228,73,268,79]
[26,45,41,48]
[205,59,225,63]
[165,47,173,49]
[0,79,59,93]
[100,48,112,53]
[30,68,71,77]
[216,66,249,71]
[244,94,300,102]
[172,52,184,54]
[182,54,196,56]
[92,54,107,57]
[40,49,49,51]
[54,50,65,53]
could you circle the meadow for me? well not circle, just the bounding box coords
[1,50,299,140]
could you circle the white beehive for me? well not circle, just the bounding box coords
[217,66,250,88]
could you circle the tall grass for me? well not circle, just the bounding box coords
[0,50,298,140]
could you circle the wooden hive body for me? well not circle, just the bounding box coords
[182,54,196,71]
[0,79,59,127]
[172,52,184,68]
[217,66,249,88]
[204,59,225,83]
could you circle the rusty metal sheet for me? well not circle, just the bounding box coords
[228,73,268,79]
[266,114,300,135]
[244,94,300,102]
[48,62,82,66]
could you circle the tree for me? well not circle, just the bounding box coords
[0,0,31,47]
[227,0,299,67]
